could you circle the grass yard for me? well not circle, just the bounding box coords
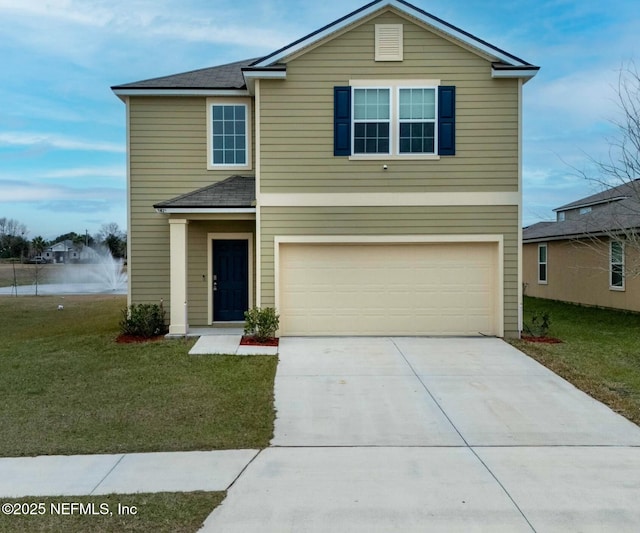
[0,492,224,532]
[0,295,277,457]
[0,262,57,288]
[511,296,640,426]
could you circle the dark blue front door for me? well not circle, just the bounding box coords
[213,240,249,321]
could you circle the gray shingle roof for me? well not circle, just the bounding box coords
[524,191,640,242]
[111,58,258,90]
[555,179,640,211]
[153,176,255,209]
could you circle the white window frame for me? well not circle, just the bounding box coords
[609,240,625,291]
[352,87,392,156]
[349,79,441,161]
[206,97,252,171]
[538,243,548,284]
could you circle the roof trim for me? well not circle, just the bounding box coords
[491,64,540,80]
[112,89,249,97]
[241,68,288,93]
[553,196,630,213]
[523,229,633,244]
[155,207,256,214]
[252,0,536,70]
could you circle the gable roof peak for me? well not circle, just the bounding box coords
[252,0,538,72]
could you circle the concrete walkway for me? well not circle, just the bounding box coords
[188,334,278,355]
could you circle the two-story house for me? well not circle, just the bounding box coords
[112,0,538,337]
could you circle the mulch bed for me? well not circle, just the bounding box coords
[116,334,165,344]
[240,335,279,347]
[521,335,563,344]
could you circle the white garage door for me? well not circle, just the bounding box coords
[278,242,500,336]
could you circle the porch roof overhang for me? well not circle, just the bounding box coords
[153,175,256,217]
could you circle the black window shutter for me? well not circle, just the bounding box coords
[334,86,351,156]
[438,85,456,156]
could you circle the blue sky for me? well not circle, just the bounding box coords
[0,0,638,240]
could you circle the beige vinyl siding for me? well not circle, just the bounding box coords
[523,240,640,313]
[259,10,519,193]
[261,205,519,337]
[128,96,254,320]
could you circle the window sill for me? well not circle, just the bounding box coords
[348,154,440,161]
[208,164,252,172]
[609,286,625,292]
[537,281,548,285]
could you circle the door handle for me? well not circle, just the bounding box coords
[213,282,218,292]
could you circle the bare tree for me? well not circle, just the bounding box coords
[569,62,640,278]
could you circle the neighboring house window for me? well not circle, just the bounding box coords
[579,206,592,215]
[610,240,625,290]
[333,83,455,157]
[557,211,565,222]
[206,99,252,170]
[538,243,548,284]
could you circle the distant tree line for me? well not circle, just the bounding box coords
[0,218,127,261]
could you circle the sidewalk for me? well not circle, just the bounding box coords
[0,450,259,498]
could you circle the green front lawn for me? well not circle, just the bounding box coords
[0,295,277,457]
[511,297,640,426]
[0,492,224,533]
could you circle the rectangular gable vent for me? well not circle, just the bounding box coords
[375,24,403,61]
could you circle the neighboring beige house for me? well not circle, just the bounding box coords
[112,0,538,337]
[523,180,640,312]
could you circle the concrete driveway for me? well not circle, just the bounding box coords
[202,337,640,532]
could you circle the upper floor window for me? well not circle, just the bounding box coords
[207,99,252,170]
[579,206,592,215]
[353,88,390,154]
[557,211,565,222]
[333,82,455,158]
[538,243,548,284]
[610,240,624,290]
[352,87,437,156]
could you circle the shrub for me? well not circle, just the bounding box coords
[524,311,551,338]
[120,303,168,338]
[244,307,280,341]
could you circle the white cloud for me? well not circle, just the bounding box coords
[38,166,125,180]
[0,179,124,203]
[528,68,621,129]
[0,132,124,153]
[0,0,288,56]
[0,181,68,202]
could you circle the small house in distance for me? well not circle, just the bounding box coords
[523,180,640,312]
[42,241,102,264]
[43,240,79,264]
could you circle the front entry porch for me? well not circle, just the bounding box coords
[167,220,256,335]
[153,176,257,336]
